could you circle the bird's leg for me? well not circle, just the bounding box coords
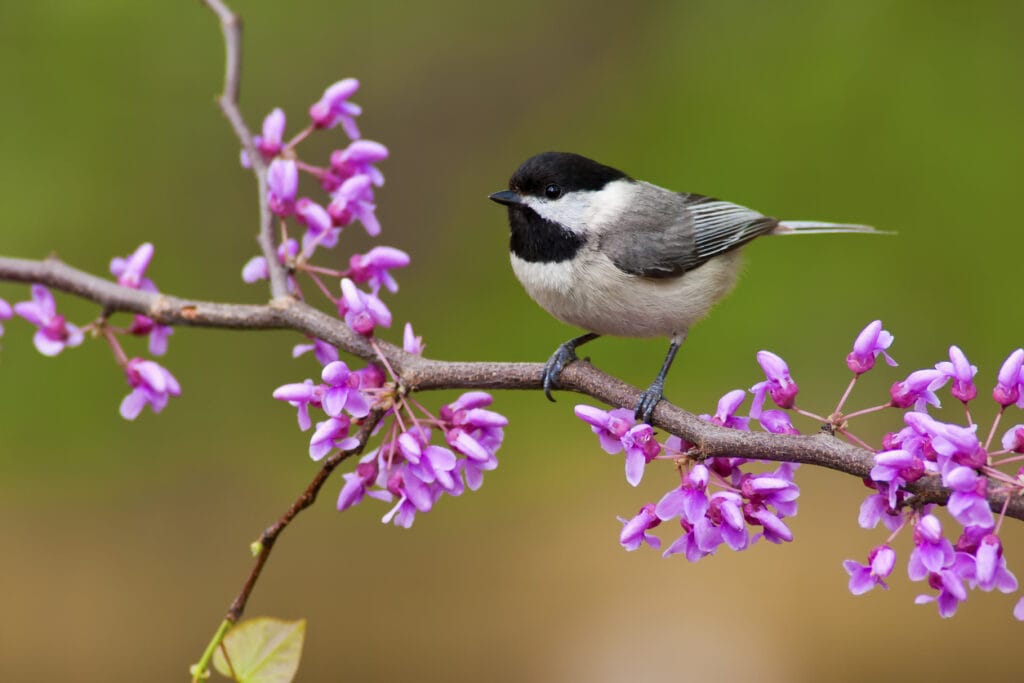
[635,332,687,423]
[542,332,600,401]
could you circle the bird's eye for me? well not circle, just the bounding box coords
[544,184,562,199]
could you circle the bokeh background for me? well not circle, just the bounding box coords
[2,1,1023,681]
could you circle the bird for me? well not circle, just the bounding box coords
[488,151,883,423]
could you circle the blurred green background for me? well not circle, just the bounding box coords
[2,1,1023,681]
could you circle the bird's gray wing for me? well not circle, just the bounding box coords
[601,191,779,278]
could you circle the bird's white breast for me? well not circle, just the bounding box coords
[510,249,742,339]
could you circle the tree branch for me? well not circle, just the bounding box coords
[1,253,1022,521]
[201,0,290,300]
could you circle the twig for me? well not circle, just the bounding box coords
[190,411,384,683]
[201,0,290,299]
[1,253,1021,522]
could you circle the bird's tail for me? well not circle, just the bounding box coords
[772,220,893,235]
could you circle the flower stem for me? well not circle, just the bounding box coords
[985,406,1005,452]
[843,404,889,420]
[834,375,858,415]
[190,618,232,683]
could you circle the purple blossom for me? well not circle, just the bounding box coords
[406,443,459,492]
[974,534,1018,593]
[993,349,1024,408]
[618,504,662,551]
[708,492,748,550]
[0,297,11,336]
[330,139,388,186]
[749,351,799,418]
[655,464,710,524]
[255,108,286,160]
[403,323,424,355]
[309,78,362,139]
[120,357,181,420]
[846,320,897,374]
[574,405,635,454]
[127,314,173,356]
[858,492,904,531]
[327,174,380,236]
[272,379,322,431]
[337,452,385,511]
[908,514,955,576]
[110,243,157,291]
[338,278,392,336]
[870,449,924,507]
[296,198,340,255]
[441,393,506,491]
[914,559,972,618]
[267,158,299,217]
[844,544,896,594]
[109,244,173,353]
[621,423,661,486]
[321,360,371,418]
[746,506,793,544]
[919,417,986,471]
[1001,424,1024,453]
[943,465,994,528]
[758,409,799,435]
[347,247,410,294]
[14,285,84,356]
[740,472,800,517]
[292,337,339,366]
[889,368,946,411]
[309,415,358,461]
[700,389,750,431]
[663,517,721,561]
[935,345,977,403]
[242,239,299,284]
[1015,597,1024,621]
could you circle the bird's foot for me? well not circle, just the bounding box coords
[635,379,666,424]
[542,343,580,402]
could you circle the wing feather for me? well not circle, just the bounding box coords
[601,188,777,278]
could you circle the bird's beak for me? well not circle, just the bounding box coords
[488,190,523,207]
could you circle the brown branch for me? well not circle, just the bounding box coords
[201,0,290,299]
[1,252,1022,523]
[226,410,384,622]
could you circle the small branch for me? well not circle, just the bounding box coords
[227,411,384,621]
[1,252,1022,522]
[190,411,383,683]
[201,0,289,299]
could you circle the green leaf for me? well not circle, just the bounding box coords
[212,617,306,683]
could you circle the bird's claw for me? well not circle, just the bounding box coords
[635,380,665,424]
[542,343,580,402]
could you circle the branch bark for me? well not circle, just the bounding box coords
[1,253,1021,522]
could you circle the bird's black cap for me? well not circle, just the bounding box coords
[508,151,629,196]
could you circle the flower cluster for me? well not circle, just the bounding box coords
[239,80,405,339]
[2,244,181,420]
[578,388,801,561]
[245,80,507,524]
[855,340,1024,618]
[577,319,1024,621]
[273,328,507,527]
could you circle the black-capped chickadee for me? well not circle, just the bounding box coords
[489,151,882,423]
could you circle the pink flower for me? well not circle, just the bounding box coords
[267,159,298,217]
[309,78,362,138]
[749,351,798,418]
[14,285,84,356]
[330,139,388,186]
[338,278,392,336]
[846,320,896,374]
[120,357,181,420]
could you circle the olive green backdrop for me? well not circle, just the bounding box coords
[1,1,1022,681]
